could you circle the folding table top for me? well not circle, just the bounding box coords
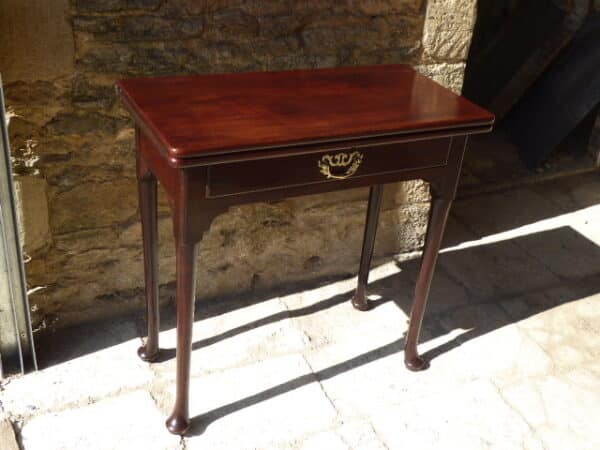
[118,64,494,162]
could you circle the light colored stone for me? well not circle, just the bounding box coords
[177,354,338,450]
[297,431,348,450]
[300,326,456,418]
[279,261,410,352]
[19,391,180,450]
[154,296,307,376]
[503,374,600,450]
[422,0,477,62]
[370,379,536,450]
[415,62,467,94]
[14,176,51,255]
[0,415,19,450]
[438,312,554,384]
[513,295,600,376]
[335,419,388,450]
[0,320,151,417]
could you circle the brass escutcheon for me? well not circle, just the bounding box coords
[317,150,364,180]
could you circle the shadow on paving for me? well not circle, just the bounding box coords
[183,224,600,435]
[32,174,600,433]
[34,220,600,435]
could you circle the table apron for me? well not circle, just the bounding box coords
[206,137,451,198]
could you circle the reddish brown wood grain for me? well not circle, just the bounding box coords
[118,64,494,160]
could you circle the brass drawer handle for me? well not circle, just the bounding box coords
[317,151,364,180]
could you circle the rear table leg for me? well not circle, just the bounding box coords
[352,185,384,311]
[137,155,160,363]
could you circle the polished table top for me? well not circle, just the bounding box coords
[118,64,494,161]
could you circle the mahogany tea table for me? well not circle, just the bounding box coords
[117,64,494,435]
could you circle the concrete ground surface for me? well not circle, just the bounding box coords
[1,172,600,450]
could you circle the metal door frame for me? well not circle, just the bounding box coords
[0,73,37,376]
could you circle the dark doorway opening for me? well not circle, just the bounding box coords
[460,0,600,197]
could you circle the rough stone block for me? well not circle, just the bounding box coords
[422,0,477,62]
[72,75,118,108]
[75,0,162,13]
[48,179,137,233]
[0,415,19,450]
[46,112,127,136]
[415,62,467,94]
[14,176,51,254]
[0,0,74,82]
[73,15,204,42]
[355,0,424,16]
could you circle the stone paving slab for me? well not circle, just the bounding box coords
[279,264,410,353]
[0,319,152,418]
[530,172,600,211]
[451,187,565,237]
[153,296,308,377]
[19,391,180,450]
[501,373,600,450]
[169,354,338,449]
[0,413,18,450]
[370,378,537,450]
[281,419,388,450]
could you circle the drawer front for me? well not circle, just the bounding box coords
[207,137,451,198]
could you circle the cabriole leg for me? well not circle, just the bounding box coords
[404,189,452,371]
[166,241,198,435]
[137,161,160,363]
[352,185,384,311]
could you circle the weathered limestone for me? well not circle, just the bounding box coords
[14,177,51,255]
[422,0,477,63]
[0,0,75,83]
[2,0,477,329]
[0,414,19,450]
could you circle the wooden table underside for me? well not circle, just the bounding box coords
[119,65,494,435]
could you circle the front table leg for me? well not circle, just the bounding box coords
[166,241,199,435]
[404,188,452,371]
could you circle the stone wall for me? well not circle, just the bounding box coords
[1,0,477,330]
